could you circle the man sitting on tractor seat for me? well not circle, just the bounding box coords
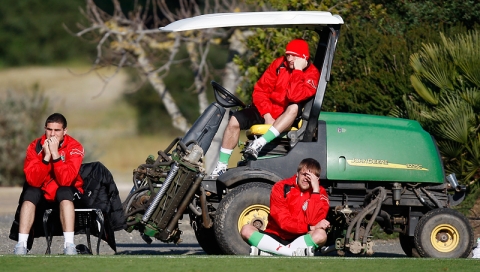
[211,39,320,177]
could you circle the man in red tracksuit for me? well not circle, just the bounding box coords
[241,158,330,256]
[211,39,320,177]
[14,113,84,255]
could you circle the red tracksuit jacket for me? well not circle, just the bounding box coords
[252,56,320,119]
[23,134,84,201]
[265,174,330,241]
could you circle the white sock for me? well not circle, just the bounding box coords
[288,235,309,249]
[219,147,233,155]
[64,232,74,247]
[268,126,280,137]
[257,234,295,256]
[18,233,29,247]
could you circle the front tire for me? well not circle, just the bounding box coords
[414,208,473,258]
[398,233,420,257]
[214,182,272,255]
[190,215,223,255]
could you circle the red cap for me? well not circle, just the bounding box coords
[285,39,310,59]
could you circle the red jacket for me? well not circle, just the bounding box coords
[265,174,329,241]
[252,56,320,119]
[23,134,85,201]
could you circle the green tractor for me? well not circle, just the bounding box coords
[122,11,474,258]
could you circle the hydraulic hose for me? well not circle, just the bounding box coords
[420,187,443,208]
[345,198,377,244]
[345,187,384,244]
[354,202,377,242]
[189,203,202,216]
[163,137,181,154]
[413,188,435,210]
[362,187,386,244]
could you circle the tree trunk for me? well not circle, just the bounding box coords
[186,41,209,114]
[136,43,190,133]
[205,29,249,173]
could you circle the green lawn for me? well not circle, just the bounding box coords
[1,255,478,272]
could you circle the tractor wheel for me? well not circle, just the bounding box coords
[398,234,420,257]
[189,208,223,255]
[214,182,272,255]
[414,208,473,258]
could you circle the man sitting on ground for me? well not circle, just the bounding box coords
[240,158,330,256]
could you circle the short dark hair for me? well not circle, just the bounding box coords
[297,158,321,177]
[45,113,67,129]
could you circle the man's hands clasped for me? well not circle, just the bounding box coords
[43,136,61,161]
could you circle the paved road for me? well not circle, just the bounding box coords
[0,187,406,257]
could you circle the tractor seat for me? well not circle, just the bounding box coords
[245,120,302,140]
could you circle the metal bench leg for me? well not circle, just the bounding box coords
[94,209,105,255]
[43,209,53,255]
[84,213,92,254]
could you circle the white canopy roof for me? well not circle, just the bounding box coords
[159,11,344,32]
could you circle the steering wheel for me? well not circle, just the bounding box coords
[211,81,246,108]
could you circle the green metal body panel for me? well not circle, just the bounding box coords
[319,112,444,183]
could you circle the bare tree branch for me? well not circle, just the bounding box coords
[92,53,128,99]
[75,0,256,134]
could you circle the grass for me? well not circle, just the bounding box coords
[0,255,478,272]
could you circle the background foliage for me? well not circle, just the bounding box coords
[0,0,94,67]
[0,87,50,186]
[237,0,479,116]
[391,30,480,185]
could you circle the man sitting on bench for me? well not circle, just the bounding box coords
[211,39,320,177]
[14,113,84,255]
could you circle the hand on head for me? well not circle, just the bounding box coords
[293,57,308,70]
[305,169,320,192]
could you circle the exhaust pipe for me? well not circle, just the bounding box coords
[446,173,465,192]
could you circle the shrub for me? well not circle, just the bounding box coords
[0,85,50,186]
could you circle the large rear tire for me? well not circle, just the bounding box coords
[398,233,420,257]
[190,214,223,255]
[214,182,272,255]
[414,208,473,258]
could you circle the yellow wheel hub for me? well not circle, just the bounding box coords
[237,204,270,232]
[430,224,459,252]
